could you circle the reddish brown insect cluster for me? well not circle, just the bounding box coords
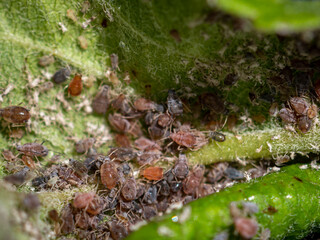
[278,97,316,133]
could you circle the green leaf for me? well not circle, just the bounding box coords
[127,164,320,239]
[214,0,320,32]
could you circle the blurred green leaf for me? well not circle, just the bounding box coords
[214,0,320,32]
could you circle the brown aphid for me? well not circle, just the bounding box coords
[109,221,128,240]
[2,150,15,161]
[69,159,88,178]
[234,217,258,239]
[108,147,137,162]
[21,155,36,169]
[157,113,172,127]
[141,166,163,181]
[92,85,109,114]
[38,55,54,67]
[167,90,183,116]
[86,195,104,215]
[134,137,161,151]
[170,131,196,148]
[48,209,59,222]
[68,74,83,96]
[173,154,189,179]
[75,138,95,153]
[148,122,166,140]
[100,161,118,189]
[289,97,309,116]
[134,98,163,112]
[278,108,296,123]
[183,165,205,195]
[121,177,137,201]
[137,151,160,166]
[16,143,48,157]
[307,104,317,119]
[128,120,143,137]
[115,134,131,148]
[111,94,134,115]
[9,128,24,139]
[59,204,75,235]
[0,106,30,124]
[108,113,131,133]
[297,116,312,133]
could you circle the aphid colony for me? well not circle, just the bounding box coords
[278,97,317,133]
[0,69,272,239]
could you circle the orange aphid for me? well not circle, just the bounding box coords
[141,166,163,181]
[68,74,83,96]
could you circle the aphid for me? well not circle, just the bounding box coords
[59,204,75,235]
[52,67,70,84]
[157,113,172,127]
[109,221,128,240]
[16,143,49,157]
[224,73,238,86]
[121,177,137,201]
[21,155,36,169]
[4,167,29,186]
[141,167,163,181]
[108,113,131,133]
[143,205,158,220]
[0,106,30,124]
[206,163,228,183]
[210,131,226,142]
[224,167,245,180]
[289,97,309,116]
[201,93,225,114]
[68,74,83,96]
[134,98,163,112]
[111,94,134,115]
[198,183,215,198]
[115,134,131,148]
[145,111,156,125]
[275,155,290,166]
[183,165,205,195]
[143,185,158,204]
[100,160,118,189]
[69,159,88,177]
[110,53,119,70]
[48,209,59,222]
[167,90,183,116]
[170,131,196,148]
[75,138,95,153]
[307,104,317,119]
[269,102,279,117]
[38,55,54,67]
[137,151,160,166]
[22,193,40,210]
[134,137,161,151]
[128,120,143,137]
[297,116,312,133]
[78,35,88,49]
[9,128,24,139]
[278,108,296,124]
[169,29,181,43]
[92,85,109,114]
[234,217,258,239]
[148,122,166,140]
[157,180,170,196]
[108,147,137,162]
[173,154,189,179]
[2,150,15,161]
